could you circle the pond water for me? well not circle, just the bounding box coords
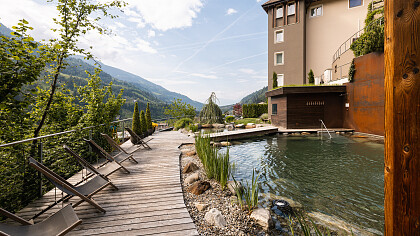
[222,134,384,234]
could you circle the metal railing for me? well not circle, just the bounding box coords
[332,16,384,63]
[0,116,179,215]
[319,119,332,139]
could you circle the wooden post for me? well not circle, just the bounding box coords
[384,0,420,235]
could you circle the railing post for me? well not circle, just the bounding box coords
[89,129,92,152]
[122,121,125,140]
[38,142,43,197]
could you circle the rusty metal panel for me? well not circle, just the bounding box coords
[344,52,384,136]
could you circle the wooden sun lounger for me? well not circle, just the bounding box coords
[101,133,143,156]
[84,138,138,165]
[124,127,152,150]
[28,157,117,213]
[63,144,130,176]
[0,204,81,236]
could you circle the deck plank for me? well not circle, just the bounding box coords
[16,131,198,235]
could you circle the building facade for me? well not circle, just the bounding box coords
[262,0,369,126]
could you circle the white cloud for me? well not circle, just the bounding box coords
[115,22,127,29]
[239,68,257,74]
[226,8,238,15]
[256,0,264,2]
[147,30,156,38]
[124,0,204,31]
[190,73,218,79]
[127,17,145,28]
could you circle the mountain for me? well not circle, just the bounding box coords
[60,57,169,119]
[0,22,13,36]
[79,57,203,110]
[240,86,268,104]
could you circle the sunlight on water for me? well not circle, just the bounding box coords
[222,134,384,233]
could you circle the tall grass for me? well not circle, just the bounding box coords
[195,133,231,189]
[289,212,332,236]
[232,169,260,213]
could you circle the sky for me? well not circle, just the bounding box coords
[0,0,268,105]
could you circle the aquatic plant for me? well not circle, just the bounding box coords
[288,212,331,236]
[232,169,260,213]
[195,133,231,189]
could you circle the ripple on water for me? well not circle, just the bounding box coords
[222,135,384,233]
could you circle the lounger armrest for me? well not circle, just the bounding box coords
[0,208,32,226]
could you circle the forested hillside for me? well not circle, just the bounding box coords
[240,86,267,104]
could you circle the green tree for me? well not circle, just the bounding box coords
[199,92,223,124]
[308,69,314,84]
[140,110,147,134]
[32,0,125,141]
[132,102,141,135]
[146,102,152,130]
[164,98,196,119]
[273,72,278,89]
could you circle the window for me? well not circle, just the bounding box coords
[349,0,362,8]
[276,7,283,18]
[287,3,295,16]
[272,104,278,115]
[278,74,284,86]
[310,5,322,17]
[275,52,284,65]
[275,30,284,43]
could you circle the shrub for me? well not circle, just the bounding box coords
[273,72,278,89]
[348,59,356,82]
[146,102,152,130]
[188,124,198,132]
[140,110,147,134]
[308,69,314,84]
[225,115,235,123]
[132,102,141,135]
[260,113,269,120]
[174,118,193,130]
[199,92,223,124]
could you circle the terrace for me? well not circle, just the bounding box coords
[4,131,198,235]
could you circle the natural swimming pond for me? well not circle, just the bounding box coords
[222,134,384,234]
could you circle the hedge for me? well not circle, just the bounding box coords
[242,104,268,118]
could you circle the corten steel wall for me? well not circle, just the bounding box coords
[343,52,384,136]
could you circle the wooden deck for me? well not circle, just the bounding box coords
[16,131,198,236]
[208,126,279,141]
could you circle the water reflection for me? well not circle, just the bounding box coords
[223,134,384,233]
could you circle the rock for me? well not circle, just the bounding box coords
[226,124,234,131]
[220,141,231,146]
[293,132,301,136]
[204,208,227,227]
[230,195,239,205]
[256,124,264,128]
[213,142,222,147]
[232,141,242,145]
[237,230,246,236]
[202,124,213,128]
[336,131,340,134]
[301,132,310,135]
[185,150,197,156]
[194,202,208,212]
[188,181,211,195]
[183,162,199,174]
[235,124,245,128]
[245,123,256,129]
[185,173,199,184]
[250,208,272,231]
[227,181,243,195]
[282,133,289,136]
[213,123,225,129]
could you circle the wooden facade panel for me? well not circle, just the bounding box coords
[271,97,287,128]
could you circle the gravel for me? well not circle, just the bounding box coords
[179,144,267,236]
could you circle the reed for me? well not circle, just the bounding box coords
[195,133,231,189]
[232,169,260,213]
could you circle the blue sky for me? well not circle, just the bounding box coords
[0,0,268,105]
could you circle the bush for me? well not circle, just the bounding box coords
[225,115,235,123]
[146,102,152,130]
[273,72,278,89]
[132,102,141,135]
[188,124,198,132]
[140,110,147,134]
[174,118,193,130]
[260,113,269,120]
[308,69,314,84]
[242,104,268,118]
